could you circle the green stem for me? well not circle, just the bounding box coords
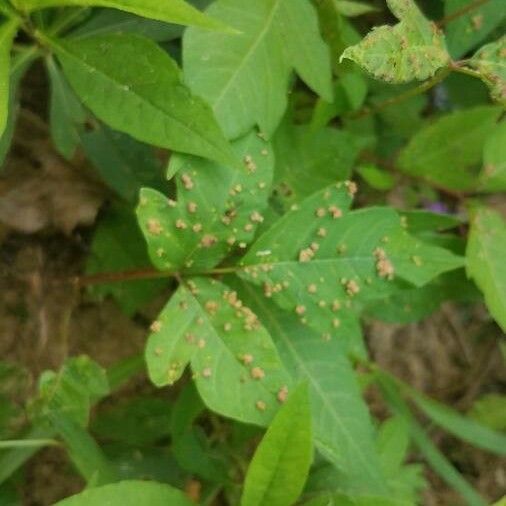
[347,67,451,120]
[450,62,483,80]
[0,439,61,449]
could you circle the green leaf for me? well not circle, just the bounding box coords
[469,394,506,432]
[480,119,506,191]
[466,206,506,332]
[145,277,291,426]
[0,47,39,168]
[183,0,332,139]
[12,0,229,31]
[0,19,18,137]
[46,55,86,160]
[240,384,312,506]
[86,206,166,316]
[399,210,462,234]
[237,185,463,345]
[273,122,360,208]
[444,0,506,58]
[376,371,487,506]
[53,480,194,506]
[137,131,273,272]
[407,389,506,456]
[356,164,395,191]
[50,33,236,167]
[334,0,377,17]
[80,123,165,203]
[398,105,502,190]
[233,279,387,495]
[340,0,449,83]
[469,36,506,106]
[51,414,117,484]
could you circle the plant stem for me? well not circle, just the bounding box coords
[437,0,491,27]
[347,67,451,120]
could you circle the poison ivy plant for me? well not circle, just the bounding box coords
[0,0,505,504]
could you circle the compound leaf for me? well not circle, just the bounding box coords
[183,0,332,139]
[51,33,236,167]
[240,384,313,506]
[341,0,449,83]
[145,277,291,426]
[466,207,506,332]
[137,131,273,272]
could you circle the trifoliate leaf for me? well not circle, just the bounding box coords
[466,207,506,332]
[137,131,273,272]
[183,0,333,139]
[145,278,291,426]
[469,36,506,106]
[340,0,449,83]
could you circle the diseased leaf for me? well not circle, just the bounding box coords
[273,122,360,208]
[240,384,312,506]
[466,207,506,332]
[145,278,291,426]
[86,205,167,316]
[12,0,228,31]
[469,36,506,106]
[0,19,18,137]
[444,0,506,58]
[340,0,449,83]
[237,184,463,344]
[183,0,332,139]
[480,119,506,191]
[234,279,387,495]
[46,56,86,160]
[53,480,194,506]
[50,33,236,167]
[398,106,502,190]
[137,131,273,272]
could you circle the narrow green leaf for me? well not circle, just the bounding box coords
[145,278,291,426]
[0,19,18,137]
[468,36,506,106]
[50,33,236,167]
[408,389,506,456]
[53,480,194,506]
[444,0,506,58]
[234,279,387,495]
[46,55,86,160]
[50,414,117,484]
[0,46,39,168]
[376,371,486,506]
[241,384,312,506]
[12,0,229,31]
[466,206,506,331]
[137,131,273,272]
[469,394,506,432]
[398,106,502,190]
[184,0,332,139]
[341,0,449,83]
[480,120,506,191]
